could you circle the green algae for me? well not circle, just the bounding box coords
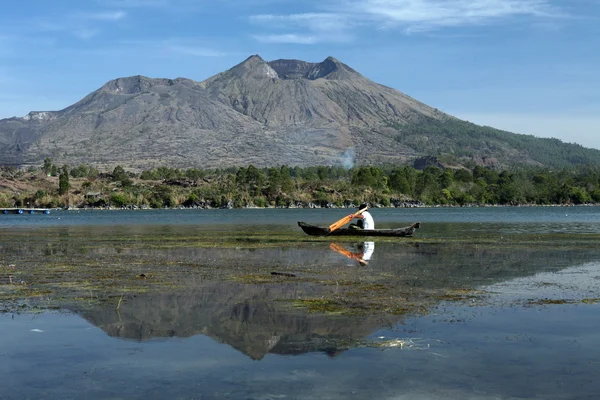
[2,226,600,316]
[290,296,430,317]
[528,298,600,306]
[582,298,600,304]
[292,298,347,314]
[436,288,488,302]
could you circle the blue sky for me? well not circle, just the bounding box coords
[1,0,599,149]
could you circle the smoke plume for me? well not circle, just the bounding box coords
[341,147,355,169]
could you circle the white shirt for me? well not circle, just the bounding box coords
[361,211,375,230]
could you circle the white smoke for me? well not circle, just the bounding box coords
[341,147,355,169]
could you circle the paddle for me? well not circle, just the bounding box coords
[328,206,368,234]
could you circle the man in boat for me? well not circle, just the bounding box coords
[348,203,374,230]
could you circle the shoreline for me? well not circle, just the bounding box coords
[58,202,600,211]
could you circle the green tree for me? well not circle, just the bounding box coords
[316,166,328,181]
[58,165,70,195]
[149,186,174,208]
[473,166,499,185]
[351,166,387,189]
[266,167,281,197]
[415,166,442,203]
[69,164,99,179]
[43,158,53,175]
[245,165,264,196]
[454,169,473,183]
[111,165,132,187]
[235,167,248,190]
[439,169,454,189]
[389,168,411,194]
[109,192,129,207]
[70,164,88,178]
[280,165,294,193]
[185,168,204,180]
[112,165,127,181]
[570,187,590,205]
[140,170,158,180]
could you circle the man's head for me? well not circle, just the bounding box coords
[358,203,368,210]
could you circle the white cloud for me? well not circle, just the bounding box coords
[98,0,171,7]
[250,0,560,43]
[101,39,228,58]
[94,0,204,13]
[250,12,354,43]
[252,33,319,44]
[73,11,127,21]
[352,0,558,31]
[167,45,227,57]
[9,10,127,41]
[250,13,351,31]
[73,29,100,40]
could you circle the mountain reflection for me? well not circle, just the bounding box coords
[71,240,600,360]
[75,282,394,360]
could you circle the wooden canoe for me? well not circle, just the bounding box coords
[297,221,420,237]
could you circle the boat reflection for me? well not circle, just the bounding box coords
[329,242,375,266]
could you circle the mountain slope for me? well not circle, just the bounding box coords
[0,55,598,170]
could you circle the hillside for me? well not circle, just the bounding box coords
[0,55,598,170]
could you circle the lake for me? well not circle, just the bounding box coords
[1,207,599,399]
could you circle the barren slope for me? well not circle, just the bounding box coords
[1,54,599,170]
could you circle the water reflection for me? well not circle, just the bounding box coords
[330,241,375,266]
[4,217,600,399]
[63,238,600,362]
[72,282,395,360]
[4,222,600,366]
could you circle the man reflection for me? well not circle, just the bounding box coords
[360,241,375,263]
[330,241,375,266]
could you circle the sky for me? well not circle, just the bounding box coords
[1,0,599,149]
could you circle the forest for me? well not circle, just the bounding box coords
[393,117,600,168]
[2,157,600,210]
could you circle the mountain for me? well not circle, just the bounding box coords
[1,54,599,170]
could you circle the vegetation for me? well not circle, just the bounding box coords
[3,158,600,209]
[58,165,70,195]
[393,117,600,168]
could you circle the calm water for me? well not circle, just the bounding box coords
[1,207,600,399]
[2,204,600,227]
[3,206,600,238]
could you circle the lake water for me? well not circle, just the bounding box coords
[1,207,600,399]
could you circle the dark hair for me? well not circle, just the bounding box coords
[358,203,368,210]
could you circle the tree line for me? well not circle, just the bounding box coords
[3,158,600,209]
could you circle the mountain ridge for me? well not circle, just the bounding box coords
[0,54,598,170]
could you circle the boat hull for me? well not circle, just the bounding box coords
[297,221,420,237]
